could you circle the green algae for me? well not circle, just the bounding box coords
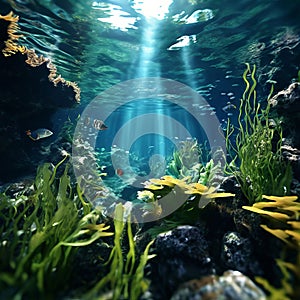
[86,203,155,300]
[0,156,113,299]
[226,63,292,204]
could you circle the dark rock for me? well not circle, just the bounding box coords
[269,82,300,178]
[0,16,79,182]
[248,31,300,93]
[170,270,266,300]
[148,225,214,300]
[221,232,262,276]
[216,176,248,209]
[1,178,34,198]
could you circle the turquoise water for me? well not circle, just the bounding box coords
[1,0,299,186]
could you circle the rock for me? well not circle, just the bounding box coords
[269,82,300,178]
[281,144,300,179]
[1,178,34,198]
[0,14,79,183]
[269,82,300,115]
[216,176,248,210]
[221,232,262,276]
[249,31,300,93]
[170,270,266,300]
[148,225,214,300]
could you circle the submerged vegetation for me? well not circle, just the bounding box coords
[0,156,113,298]
[226,63,293,204]
[243,195,300,299]
[0,157,154,299]
[86,203,155,300]
[0,64,299,299]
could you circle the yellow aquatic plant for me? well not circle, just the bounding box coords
[144,175,235,209]
[243,195,300,249]
[243,197,300,299]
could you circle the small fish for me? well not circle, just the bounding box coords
[116,168,124,176]
[84,116,91,126]
[222,103,236,113]
[93,119,108,131]
[26,128,53,141]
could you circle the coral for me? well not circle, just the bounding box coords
[0,11,80,102]
[0,11,26,56]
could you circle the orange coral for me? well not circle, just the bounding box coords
[0,11,26,56]
[0,11,80,102]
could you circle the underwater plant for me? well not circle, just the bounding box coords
[0,156,113,299]
[226,63,292,204]
[144,175,234,206]
[139,175,234,235]
[58,115,80,143]
[243,195,300,249]
[86,203,155,300]
[167,139,225,187]
[167,138,202,180]
[243,195,300,299]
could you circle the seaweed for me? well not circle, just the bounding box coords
[86,203,155,300]
[226,63,293,204]
[144,174,234,208]
[138,174,234,236]
[167,139,221,185]
[0,156,113,299]
[243,195,300,299]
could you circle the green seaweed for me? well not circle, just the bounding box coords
[226,63,292,204]
[167,139,224,188]
[0,157,113,299]
[86,203,155,300]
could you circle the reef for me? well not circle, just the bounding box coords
[269,82,300,179]
[0,12,80,183]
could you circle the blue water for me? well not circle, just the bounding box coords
[1,0,299,187]
[95,98,208,156]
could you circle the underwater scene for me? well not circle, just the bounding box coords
[0,0,300,299]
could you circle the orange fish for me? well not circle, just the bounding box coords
[116,168,124,176]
